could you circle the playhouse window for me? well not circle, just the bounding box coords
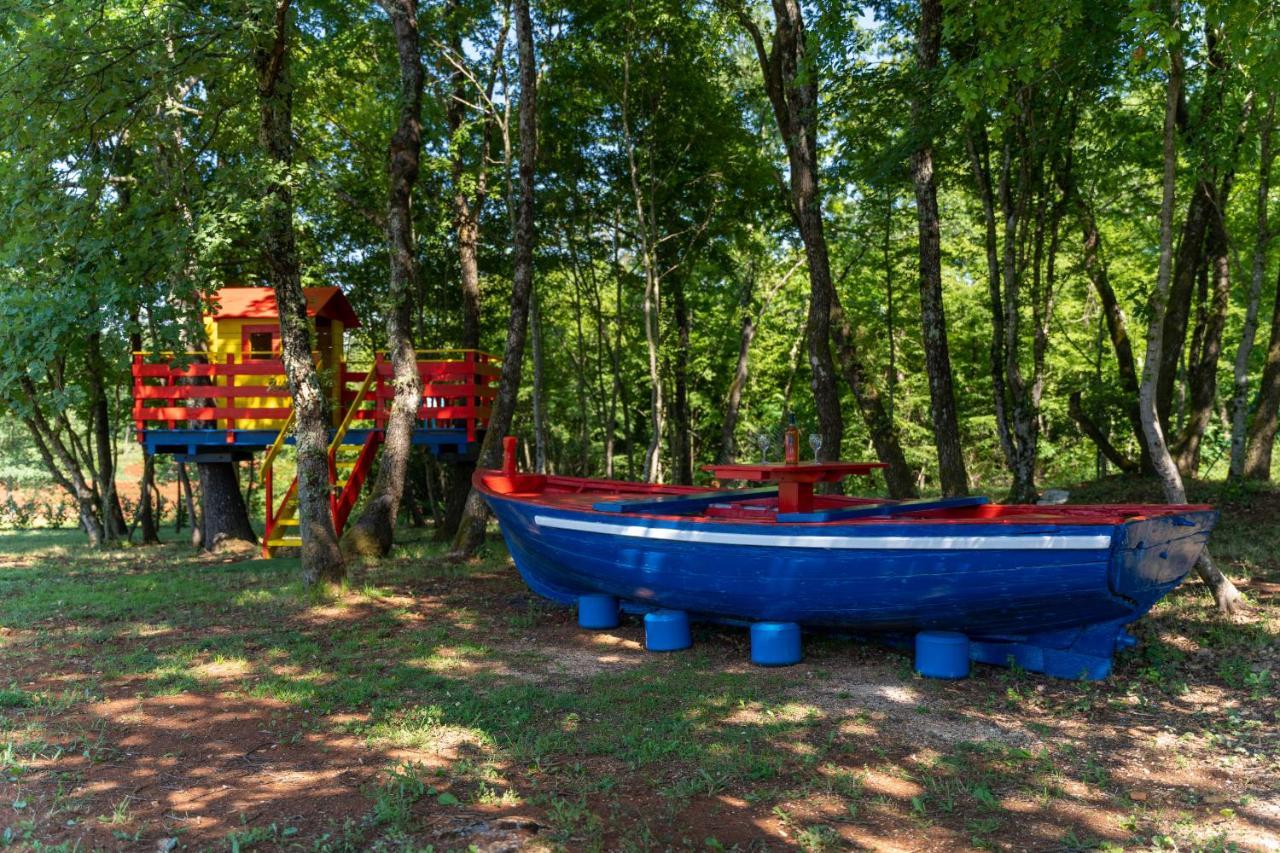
[247,331,275,359]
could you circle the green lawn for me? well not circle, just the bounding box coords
[1,480,1277,851]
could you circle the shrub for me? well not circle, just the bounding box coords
[1,494,37,529]
[41,498,72,529]
[119,495,137,525]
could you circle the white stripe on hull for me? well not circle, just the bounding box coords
[532,515,1113,551]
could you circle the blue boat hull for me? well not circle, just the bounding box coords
[480,488,1216,680]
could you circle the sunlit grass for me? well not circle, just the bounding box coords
[0,507,1274,849]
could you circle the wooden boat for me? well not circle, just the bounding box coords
[475,441,1216,680]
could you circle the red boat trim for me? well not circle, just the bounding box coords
[474,470,1213,529]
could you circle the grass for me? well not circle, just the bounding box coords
[0,477,1277,849]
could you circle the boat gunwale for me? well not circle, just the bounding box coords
[474,470,1214,530]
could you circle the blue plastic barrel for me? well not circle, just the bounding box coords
[644,609,692,652]
[577,594,619,630]
[915,630,971,679]
[750,622,802,666]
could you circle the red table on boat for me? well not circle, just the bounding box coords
[702,461,888,515]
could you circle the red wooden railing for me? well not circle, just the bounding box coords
[131,350,499,444]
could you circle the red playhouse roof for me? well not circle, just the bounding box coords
[208,286,361,328]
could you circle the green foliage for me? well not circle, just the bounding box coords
[1,0,1280,508]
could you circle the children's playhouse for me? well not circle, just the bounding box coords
[132,286,498,555]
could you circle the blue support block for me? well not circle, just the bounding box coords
[968,618,1133,680]
[644,609,692,652]
[577,594,619,630]
[915,630,971,679]
[750,622,802,666]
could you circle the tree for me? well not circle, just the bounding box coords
[1138,0,1241,614]
[451,0,538,557]
[1246,266,1280,479]
[434,0,508,538]
[1228,94,1274,480]
[345,0,427,557]
[256,0,345,584]
[734,0,915,497]
[909,0,968,496]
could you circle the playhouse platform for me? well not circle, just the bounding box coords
[138,427,480,463]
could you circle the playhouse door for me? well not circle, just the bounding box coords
[240,324,285,430]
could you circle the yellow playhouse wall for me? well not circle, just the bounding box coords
[201,316,344,431]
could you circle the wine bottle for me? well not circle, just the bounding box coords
[783,413,800,465]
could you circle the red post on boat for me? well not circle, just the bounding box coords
[502,435,518,476]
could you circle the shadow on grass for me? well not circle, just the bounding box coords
[1,524,1276,850]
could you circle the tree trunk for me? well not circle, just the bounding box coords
[85,328,127,540]
[671,274,693,484]
[1068,391,1138,473]
[12,378,104,545]
[420,451,443,528]
[445,0,504,350]
[153,28,249,554]
[565,231,594,472]
[966,131,1021,496]
[619,52,666,484]
[720,317,754,465]
[999,140,1040,505]
[736,1,845,466]
[178,359,231,553]
[719,259,800,464]
[1074,189,1151,470]
[530,283,548,473]
[1140,11,1241,614]
[1157,27,1229,433]
[345,0,426,558]
[640,252,665,482]
[442,3,506,529]
[829,292,918,498]
[910,0,968,497]
[1229,94,1274,479]
[1245,263,1280,479]
[1174,176,1233,475]
[177,461,201,548]
[137,453,160,544]
[1157,179,1214,432]
[197,462,257,548]
[129,323,160,545]
[173,475,186,533]
[720,265,761,465]
[256,0,344,584]
[437,458,475,540]
[450,0,538,558]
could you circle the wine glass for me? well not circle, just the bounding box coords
[755,431,772,464]
[808,433,822,461]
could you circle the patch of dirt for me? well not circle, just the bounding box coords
[3,530,1278,851]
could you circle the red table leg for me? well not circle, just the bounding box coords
[778,481,813,514]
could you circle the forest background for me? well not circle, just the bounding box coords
[2,0,1279,588]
